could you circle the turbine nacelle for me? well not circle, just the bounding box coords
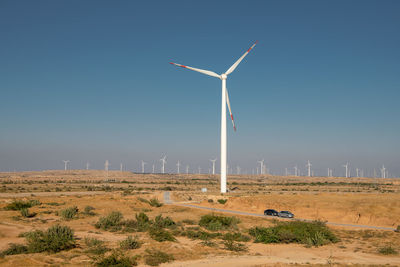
[220,73,227,80]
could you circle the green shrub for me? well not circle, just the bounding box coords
[5,199,41,211]
[207,199,213,203]
[84,237,108,255]
[396,225,400,232]
[137,197,149,204]
[121,213,152,232]
[154,215,176,229]
[223,239,248,252]
[200,240,217,247]
[0,243,28,256]
[144,248,174,266]
[135,212,150,231]
[59,206,78,220]
[249,221,338,247]
[222,232,251,242]
[149,198,163,207]
[378,245,398,255]
[83,206,96,216]
[199,214,240,231]
[95,211,123,231]
[96,250,138,267]
[182,219,196,225]
[217,199,228,204]
[181,229,221,240]
[25,224,75,253]
[149,227,176,242]
[120,236,141,250]
[20,208,36,218]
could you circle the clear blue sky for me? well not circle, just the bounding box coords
[1,0,399,177]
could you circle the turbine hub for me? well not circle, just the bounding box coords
[221,74,227,80]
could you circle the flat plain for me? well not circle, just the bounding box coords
[0,170,399,266]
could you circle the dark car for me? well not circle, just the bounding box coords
[264,209,279,216]
[278,211,294,218]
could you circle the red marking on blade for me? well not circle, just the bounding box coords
[234,126,237,131]
[169,62,174,65]
[247,47,252,52]
[231,115,234,120]
[181,65,187,68]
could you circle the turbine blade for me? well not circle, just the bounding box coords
[225,41,258,75]
[226,88,236,131]
[169,62,220,79]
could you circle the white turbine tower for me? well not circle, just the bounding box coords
[294,165,298,176]
[120,163,123,172]
[198,166,201,174]
[381,165,386,178]
[343,162,349,178]
[86,162,89,170]
[257,159,264,175]
[104,160,109,171]
[160,156,167,174]
[63,160,70,171]
[141,160,146,174]
[210,158,217,175]
[176,161,181,174]
[306,160,312,177]
[152,164,155,174]
[186,165,189,174]
[170,41,257,193]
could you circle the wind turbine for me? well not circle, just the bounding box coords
[63,160,70,171]
[343,162,349,178]
[120,163,123,172]
[306,160,312,177]
[176,161,181,174]
[141,160,146,174]
[104,160,109,171]
[257,159,265,175]
[160,156,167,174]
[170,41,257,193]
[210,158,217,175]
[152,164,155,174]
[381,165,386,178]
[294,165,298,176]
[186,165,189,174]
[86,162,90,170]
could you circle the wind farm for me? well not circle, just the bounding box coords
[1,1,400,266]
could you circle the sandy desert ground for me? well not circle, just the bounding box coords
[0,170,399,266]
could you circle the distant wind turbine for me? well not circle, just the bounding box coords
[176,161,181,174]
[343,162,349,178]
[306,160,312,177]
[186,165,189,174]
[104,160,109,172]
[170,41,257,193]
[257,159,265,175]
[63,160,70,171]
[160,156,167,174]
[86,162,89,170]
[141,160,146,174]
[210,158,217,175]
[381,165,386,178]
[294,165,298,176]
